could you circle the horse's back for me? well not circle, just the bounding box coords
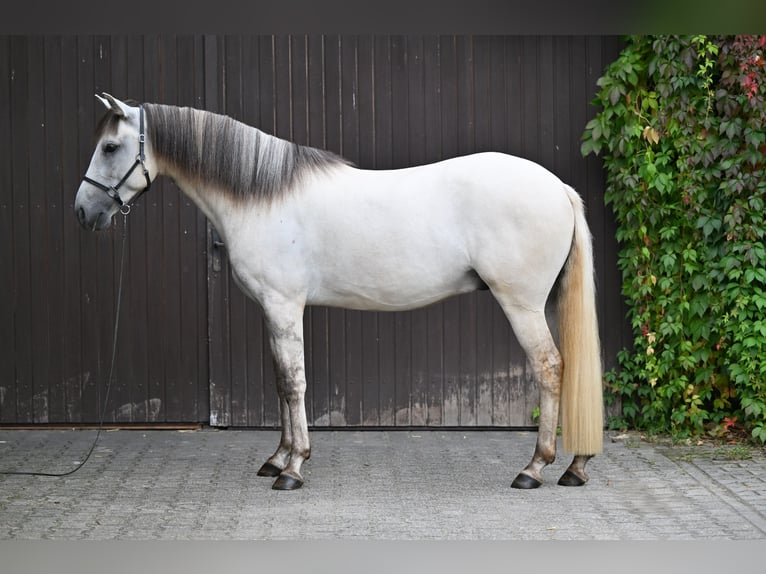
[289,152,575,310]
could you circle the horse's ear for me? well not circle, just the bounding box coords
[95,94,111,110]
[101,93,131,118]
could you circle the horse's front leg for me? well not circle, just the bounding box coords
[257,301,311,490]
[256,396,293,478]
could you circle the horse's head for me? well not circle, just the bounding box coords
[75,94,157,230]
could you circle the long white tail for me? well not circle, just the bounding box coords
[558,185,604,455]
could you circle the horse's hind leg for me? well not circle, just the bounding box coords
[559,454,593,486]
[494,300,563,489]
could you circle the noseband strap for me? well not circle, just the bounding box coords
[82,104,151,211]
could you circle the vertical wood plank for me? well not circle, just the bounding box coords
[405,35,428,426]
[141,35,169,423]
[76,35,104,423]
[446,35,473,426]
[290,34,317,425]
[274,34,291,141]
[553,36,572,182]
[322,35,347,426]
[223,35,249,427]
[105,35,133,422]
[488,36,507,153]
[205,34,232,427]
[478,36,503,426]
[356,36,381,426]
[94,34,120,423]
[43,36,65,423]
[505,36,523,157]
[0,36,14,422]
[472,37,497,426]
[340,36,362,426]
[501,37,527,426]
[538,36,556,175]
[306,34,331,426]
[26,36,50,423]
[9,37,33,423]
[194,34,211,422]
[60,35,84,423]
[389,35,411,426]
[93,36,120,422]
[373,36,396,426]
[125,34,151,422]
[175,35,207,421]
[158,35,184,422]
[235,35,263,427]
[258,35,280,427]
[422,35,443,426]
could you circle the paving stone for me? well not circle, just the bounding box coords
[1,429,766,539]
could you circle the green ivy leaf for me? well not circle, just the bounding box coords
[587,34,766,442]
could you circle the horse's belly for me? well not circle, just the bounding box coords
[308,263,484,311]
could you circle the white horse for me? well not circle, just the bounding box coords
[75,94,604,490]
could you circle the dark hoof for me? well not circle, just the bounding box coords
[557,470,587,487]
[272,473,304,490]
[511,472,542,489]
[257,462,283,477]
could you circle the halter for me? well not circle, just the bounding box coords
[81,104,152,214]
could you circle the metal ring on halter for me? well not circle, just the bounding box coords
[120,204,131,215]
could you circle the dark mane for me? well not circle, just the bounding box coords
[142,103,352,203]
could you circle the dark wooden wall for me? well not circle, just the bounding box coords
[0,35,627,427]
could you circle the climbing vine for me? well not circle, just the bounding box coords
[582,35,766,442]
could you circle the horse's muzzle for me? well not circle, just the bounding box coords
[76,206,112,231]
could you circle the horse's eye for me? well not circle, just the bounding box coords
[103,142,119,154]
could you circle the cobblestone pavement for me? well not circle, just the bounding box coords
[1,428,765,540]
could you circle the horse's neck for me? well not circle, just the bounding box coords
[161,166,239,237]
[148,105,250,226]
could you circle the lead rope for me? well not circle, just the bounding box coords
[1,212,129,477]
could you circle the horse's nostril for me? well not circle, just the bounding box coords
[77,207,86,226]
